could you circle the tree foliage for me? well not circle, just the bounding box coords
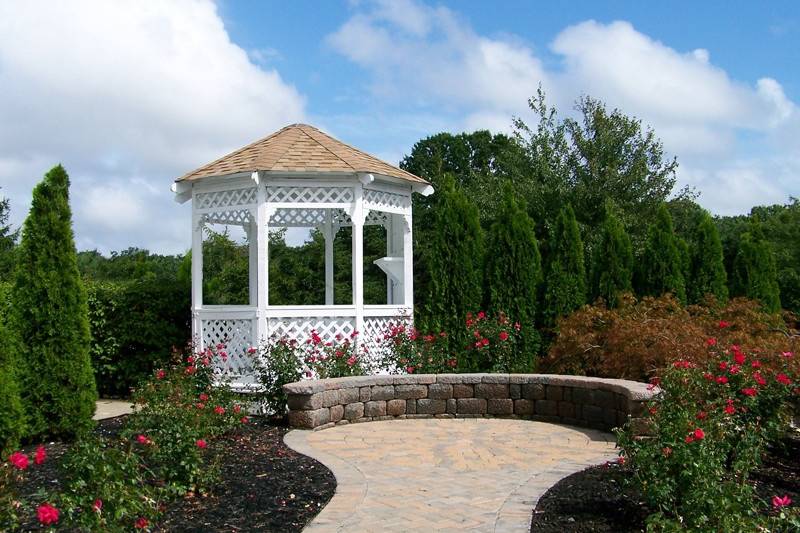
[636,204,687,303]
[420,176,484,354]
[689,212,728,304]
[731,219,781,312]
[11,165,97,438]
[0,188,17,281]
[0,297,25,450]
[543,204,586,327]
[591,202,634,307]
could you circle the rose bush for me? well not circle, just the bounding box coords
[302,329,367,379]
[616,337,800,531]
[378,321,455,374]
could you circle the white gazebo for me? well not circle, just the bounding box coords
[172,124,432,384]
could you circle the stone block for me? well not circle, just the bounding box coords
[344,402,364,421]
[417,399,447,415]
[514,399,534,416]
[370,385,395,401]
[359,387,371,402]
[558,401,575,419]
[330,404,344,423]
[452,384,474,398]
[521,383,545,400]
[406,399,417,414]
[562,387,572,402]
[365,400,387,417]
[583,405,604,423]
[475,383,509,399]
[487,398,514,415]
[287,393,323,411]
[436,373,483,383]
[456,398,487,414]
[338,388,360,405]
[322,389,340,408]
[594,389,615,409]
[535,399,558,416]
[434,414,455,419]
[571,387,592,405]
[545,385,563,402]
[509,384,521,399]
[481,374,510,383]
[387,399,406,416]
[393,374,436,384]
[447,398,457,414]
[289,408,330,429]
[394,384,428,399]
[428,383,453,399]
[603,408,618,428]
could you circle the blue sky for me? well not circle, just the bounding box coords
[0,0,798,253]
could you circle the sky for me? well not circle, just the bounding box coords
[0,0,798,255]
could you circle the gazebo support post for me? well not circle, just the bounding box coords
[191,212,204,344]
[352,183,365,336]
[402,214,413,309]
[255,180,269,345]
[323,210,335,306]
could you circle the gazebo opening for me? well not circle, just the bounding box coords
[172,124,433,386]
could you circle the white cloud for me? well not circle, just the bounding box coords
[0,0,305,254]
[327,2,799,215]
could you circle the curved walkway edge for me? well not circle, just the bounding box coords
[284,418,618,532]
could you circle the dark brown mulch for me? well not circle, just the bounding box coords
[14,417,335,532]
[530,432,800,532]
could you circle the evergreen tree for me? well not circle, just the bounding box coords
[689,212,728,304]
[0,318,25,450]
[0,188,17,280]
[591,202,634,307]
[636,204,687,303]
[484,185,542,323]
[420,175,484,355]
[732,219,781,312]
[543,204,586,326]
[12,165,97,438]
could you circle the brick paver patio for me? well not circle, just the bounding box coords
[284,418,617,532]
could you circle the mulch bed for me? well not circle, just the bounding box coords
[15,417,335,532]
[530,431,800,532]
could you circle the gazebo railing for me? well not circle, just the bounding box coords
[196,304,410,388]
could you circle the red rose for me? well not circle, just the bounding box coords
[718,320,731,328]
[136,435,152,445]
[92,499,103,513]
[214,406,225,415]
[741,387,757,397]
[196,439,207,449]
[715,376,728,385]
[706,337,717,347]
[34,445,46,465]
[776,373,792,385]
[134,517,149,529]
[199,393,209,401]
[753,372,766,386]
[693,428,705,440]
[481,338,489,346]
[37,503,59,525]
[772,494,792,509]
[499,331,509,341]
[734,352,745,365]
[724,404,736,415]
[155,369,166,380]
[9,451,28,470]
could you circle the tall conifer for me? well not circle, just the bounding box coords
[543,204,586,326]
[732,219,781,312]
[689,212,728,304]
[591,202,633,307]
[637,204,687,303]
[12,165,97,437]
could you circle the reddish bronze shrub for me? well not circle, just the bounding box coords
[542,294,799,381]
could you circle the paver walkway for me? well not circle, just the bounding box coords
[284,418,617,532]
[94,399,134,420]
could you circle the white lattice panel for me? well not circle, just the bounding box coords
[267,316,355,345]
[201,318,255,377]
[267,186,353,204]
[196,187,257,209]
[365,210,389,226]
[364,189,411,211]
[202,209,251,226]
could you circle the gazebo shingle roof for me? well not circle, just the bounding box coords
[177,123,428,184]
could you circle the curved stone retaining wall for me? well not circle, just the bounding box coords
[284,374,655,433]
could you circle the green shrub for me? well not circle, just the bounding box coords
[0,316,25,451]
[251,339,303,416]
[57,436,163,532]
[732,219,781,312]
[122,346,243,496]
[303,330,368,378]
[617,343,799,531]
[378,322,456,374]
[11,165,97,438]
[689,212,728,304]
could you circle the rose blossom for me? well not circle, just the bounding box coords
[35,445,46,465]
[134,517,149,529]
[214,406,225,415]
[9,451,28,470]
[37,503,59,525]
[196,439,207,449]
[776,373,792,385]
[92,499,103,513]
[741,387,757,397]
[772,494,792,508]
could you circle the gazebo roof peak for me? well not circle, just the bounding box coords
[177,123,428,185]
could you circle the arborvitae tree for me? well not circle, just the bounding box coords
[636,204,687,303]
[591,202,633,307]
[0,318,25,450]
[689,212,728,304]
[421,175,484,354]
[0,188,17,280]
[543,204,586,327]
[483,185,542,370]
[732,219,781,312]
[484,185,542,324]
[12,165,97,438]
